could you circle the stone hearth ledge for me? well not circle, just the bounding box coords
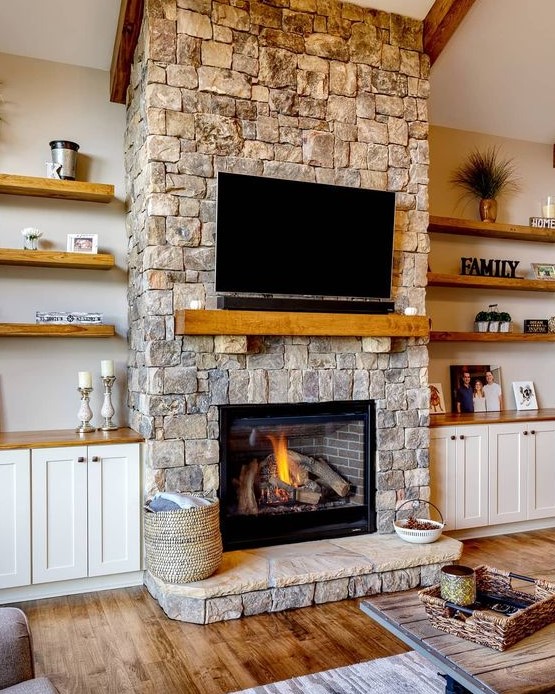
[144,534,462,624]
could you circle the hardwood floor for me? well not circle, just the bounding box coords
[14,528,555,693]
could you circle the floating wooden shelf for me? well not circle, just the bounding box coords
[0,323,116,337]
[427,272,555,292]
[428,215,555,243]
[0,248,114,270]
[430,408,555,427]
[430,331,555,342]
[0,173,114,203]
[175,309,430,338]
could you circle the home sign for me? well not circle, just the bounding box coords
[460,257,520,278]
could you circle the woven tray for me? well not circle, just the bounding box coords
[419,564,555,651]
[144,497,222,584]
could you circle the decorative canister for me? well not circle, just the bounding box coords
[49,140,79,180]
[440,564,476,606]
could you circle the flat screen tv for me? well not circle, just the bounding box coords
[215,172,396,313]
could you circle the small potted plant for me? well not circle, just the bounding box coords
[499,311,512,332]
[474,310,491,332]
[488,304,501,332]
[21,227,42,250]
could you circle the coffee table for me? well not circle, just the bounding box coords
[360,589,555,694]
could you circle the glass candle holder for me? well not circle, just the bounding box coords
[542,196,555,218]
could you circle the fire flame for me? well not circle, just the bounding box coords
[267,433,302,486]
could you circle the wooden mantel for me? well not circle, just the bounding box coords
[175,309,430,338]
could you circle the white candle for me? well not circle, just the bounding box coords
[101,360,114,377]
[543,204,555,218]
[78,371,92,388]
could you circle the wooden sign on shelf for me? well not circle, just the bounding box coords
[529,217,555,229]
[524,319,548,334]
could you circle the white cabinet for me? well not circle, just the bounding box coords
[32,443,141,584]
[432,419,555,533]
[0,450,31,589]
[488,423,527,525]
[489,421,555,524]
[430,425,488,530]
[527,421,555,519]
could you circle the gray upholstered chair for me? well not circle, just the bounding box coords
[0,607,58,693]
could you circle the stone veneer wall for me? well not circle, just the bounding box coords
[125,0,431,534]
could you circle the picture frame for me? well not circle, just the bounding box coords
[449,364,492,413]
[531,263,555,280]
[428,383,446,414]
[67,233,98,254]
[512,381,538,410]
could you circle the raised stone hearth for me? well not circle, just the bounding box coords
[145,534,462,624]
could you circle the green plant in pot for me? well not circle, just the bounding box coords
[499,311,512,332]
[474,310,491,332]
[450,146,520,223]
[487,304,501,332]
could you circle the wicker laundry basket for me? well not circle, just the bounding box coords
[144,497,222,583]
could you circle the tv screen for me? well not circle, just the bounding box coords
[215,172,396,308]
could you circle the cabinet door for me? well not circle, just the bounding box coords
[429,427,457,529]
[32,446,88,583]
[455,426,489,529]
[527,421,555,519]
[0,449,31,589]
[87,443,140,576]
[488,424,527,525]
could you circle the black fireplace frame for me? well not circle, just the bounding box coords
[219,400,376,551]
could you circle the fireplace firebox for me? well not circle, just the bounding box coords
[219,401,376,551]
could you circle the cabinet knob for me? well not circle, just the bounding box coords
[92,456,100,462]
[450,435,456,440]
[459,435,464,440]
[531,430,536,435]
[523,430,528,435]
[77,456,86,463]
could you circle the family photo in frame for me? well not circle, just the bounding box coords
[449,365,503,413]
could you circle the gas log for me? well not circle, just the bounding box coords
[234,448,351,514]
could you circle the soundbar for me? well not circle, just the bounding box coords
[216,296,395,314]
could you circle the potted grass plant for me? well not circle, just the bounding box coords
[450,146,520,222]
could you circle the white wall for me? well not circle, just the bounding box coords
[0,53,128,431]
[428,125,555,411]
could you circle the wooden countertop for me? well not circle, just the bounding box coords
[0,427,143,450]
[430,408,555,427]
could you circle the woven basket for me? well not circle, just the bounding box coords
[419,564,555,651]
[144,498,222,584]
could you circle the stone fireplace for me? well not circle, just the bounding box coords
[126,0,431,526]
[125,0,440,623]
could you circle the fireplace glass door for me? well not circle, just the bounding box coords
[219,401,375,551]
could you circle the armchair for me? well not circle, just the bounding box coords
[0,607,58,693]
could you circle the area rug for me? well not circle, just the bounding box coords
[230,650,445,693]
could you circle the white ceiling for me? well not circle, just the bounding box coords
[1,0,555,145]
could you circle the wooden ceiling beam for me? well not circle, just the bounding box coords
[424,0,476,66]
[110,0,144,104]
